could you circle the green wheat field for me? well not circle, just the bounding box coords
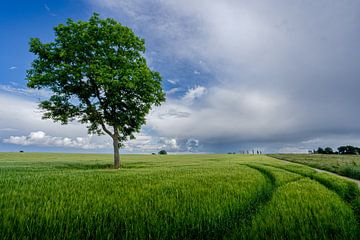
[0,153,359,239]
[271,154,360,180]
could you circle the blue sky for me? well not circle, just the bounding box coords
[2,0,360,153]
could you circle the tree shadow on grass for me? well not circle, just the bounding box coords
[54,163,114,170]
[54,162,154,170]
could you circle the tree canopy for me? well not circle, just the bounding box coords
[158,150,167,155]
[313,145,360,155]
[27,13,165,168]
[338,145,360,155]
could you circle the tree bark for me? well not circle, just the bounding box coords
[113,136,121,169]
[112,126,121,169]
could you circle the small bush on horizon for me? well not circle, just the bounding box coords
[158,150,167,155]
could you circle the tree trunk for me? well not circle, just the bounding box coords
[113,136,121,169]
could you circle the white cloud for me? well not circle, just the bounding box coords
[4,0,360,153]
[123,133,181,152]
[0,84,51,98]
[0,93,92,138]
[4,131,111,149]
[124,133,155,151]
[182,86,207,104]
[0,93,190,152]
[88,0,360,153]
[43,3,56,16]
[148,87,293,141]
[9,66,17,70]
[0,128,17,132]
[44,4,50,12]
[158,138,179,150]
[167,79,178,85]
[166,87,180,95]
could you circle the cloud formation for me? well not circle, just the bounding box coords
[149,87,291,141]
[90,0,360,152]
[4,131,111,149]
[0,84,51,97]
[166,87,180,95]
[0,93,88,138]
[3,1,360,153]
[0,93,190,152]
[182,86,207,105]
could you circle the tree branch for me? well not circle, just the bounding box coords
[88,75,105,107]
[84,97,113,137]
[101,122,113,137]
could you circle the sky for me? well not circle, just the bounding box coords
[1,0,360,154]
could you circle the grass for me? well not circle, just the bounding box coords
[270,154,360,180]
[250,179,358,240]
[0,153,359,239]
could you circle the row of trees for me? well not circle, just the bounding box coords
[313,145,360,155]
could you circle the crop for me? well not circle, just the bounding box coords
[270,154,360,180]
[0,153,359,239]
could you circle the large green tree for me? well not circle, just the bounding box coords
[27,13,165,169]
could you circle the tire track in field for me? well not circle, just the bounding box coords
[314,168,360,187]
[261,162,359,194]
[269,156,360,187]
[224,164,304,239]
[221,164,277,239]
[216,164,277,240]
[260,162,360,225]
[171,165,280,240]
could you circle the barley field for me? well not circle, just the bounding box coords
[0,153,359,239]
[270,154,360,180]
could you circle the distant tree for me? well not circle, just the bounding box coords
[158,150,167,155]
[338,145,360,155]
[324,147,334,154]
[316,147,325,154]
[27,13,165,169]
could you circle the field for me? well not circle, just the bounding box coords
[1,153,360,239]
[270,154,360,180]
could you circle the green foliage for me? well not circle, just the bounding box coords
[316,147,325,154]
[324,147,334,154]
[0,153,359,239]
[314,147,334,154]
[26,13,165,165]
[314,145,360,155]
[338,145,360,155]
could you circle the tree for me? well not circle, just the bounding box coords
[315,147,325,154]
[324,147,334,154]
[27,13,165,169]
[158,150,167,155]
[338,145,360,155]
